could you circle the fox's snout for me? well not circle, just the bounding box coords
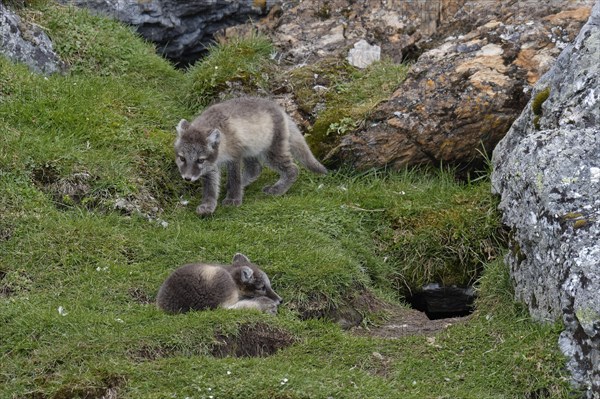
[180,173,200,183]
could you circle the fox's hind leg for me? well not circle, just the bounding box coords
[242,157,263,188]
[262,110,299,195]
[262,152,298,196]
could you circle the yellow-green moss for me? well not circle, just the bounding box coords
[573,219,589,229]
[532,87,551,116]
[532,87,550,130]
[562,212,583,220]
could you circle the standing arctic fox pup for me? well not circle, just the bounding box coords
[156,253,282,315]
[175,97,327,216]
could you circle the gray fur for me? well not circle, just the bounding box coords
[156,253,282,315]
[174,97,327,216]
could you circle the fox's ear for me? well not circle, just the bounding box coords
[233,253,251,265]
[240,266,254,283]
[176,119,190,137]
[207,129,221,147]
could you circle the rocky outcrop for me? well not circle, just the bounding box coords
[0,3,66,74]
[491,1,600,396]
[256,0,467,65]
[57,0,277,66]
[327,1,593,170]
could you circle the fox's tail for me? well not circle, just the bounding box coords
[287,116,328,175]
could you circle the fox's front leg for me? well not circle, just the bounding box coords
[197,170,220,216]
[222,161,243,207]
[228,297,279,315]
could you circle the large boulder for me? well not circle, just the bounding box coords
[0,3,66,74]
[491,1,600,396]
[328,0,593,170]
[57,0,276,66]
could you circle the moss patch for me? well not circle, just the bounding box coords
[532,86,550,130]
[283,58,408,160]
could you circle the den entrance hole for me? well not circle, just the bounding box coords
[406,283,476,320]
[211,322,296,358]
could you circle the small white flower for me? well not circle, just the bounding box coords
[160,220,169,228]
[58,306,68,316]
[280,377,289,385]
[180,199,189,206]
[317,184,324,190]
[226,370,231,375]
[115,318,124,323]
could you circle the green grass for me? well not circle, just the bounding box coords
[0,3,573,398]
[183,33,274,111]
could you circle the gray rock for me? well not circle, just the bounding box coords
[58,0,277,65]
[491,1,600,396]
[0,3,66,74]
[328,0,593,170]
[347,39,380,69]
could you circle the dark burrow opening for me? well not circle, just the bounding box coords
[406,283,476,320]
[211,322,296,358]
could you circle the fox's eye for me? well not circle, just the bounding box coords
[197,159,205,165]
[178,156,186,163]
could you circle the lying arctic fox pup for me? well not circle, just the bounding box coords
[156,253,282,315]
[175,97,327,216]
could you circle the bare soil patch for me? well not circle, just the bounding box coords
[23,375,124,399]
[352,304,471,339]
[211,322,297,358]
[128,287,153,305]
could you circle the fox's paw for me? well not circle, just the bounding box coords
[262,185,288,196]
[196,203,216,216]
[222,198,242,207]
[254,297,279,315]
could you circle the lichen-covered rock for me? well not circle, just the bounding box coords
[57,0,275,65]
[258,0,465,64]
[328,1,593,170]
[491,1,600,395]
[0,3,66,74]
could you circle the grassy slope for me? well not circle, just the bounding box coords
[1,4,572,398]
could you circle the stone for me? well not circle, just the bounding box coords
[491,1,600,395]
[347,39,380,69]
[244,0,467,65]
[0,3,66,74]
[57,0,277,66]
[326,0,593,170]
